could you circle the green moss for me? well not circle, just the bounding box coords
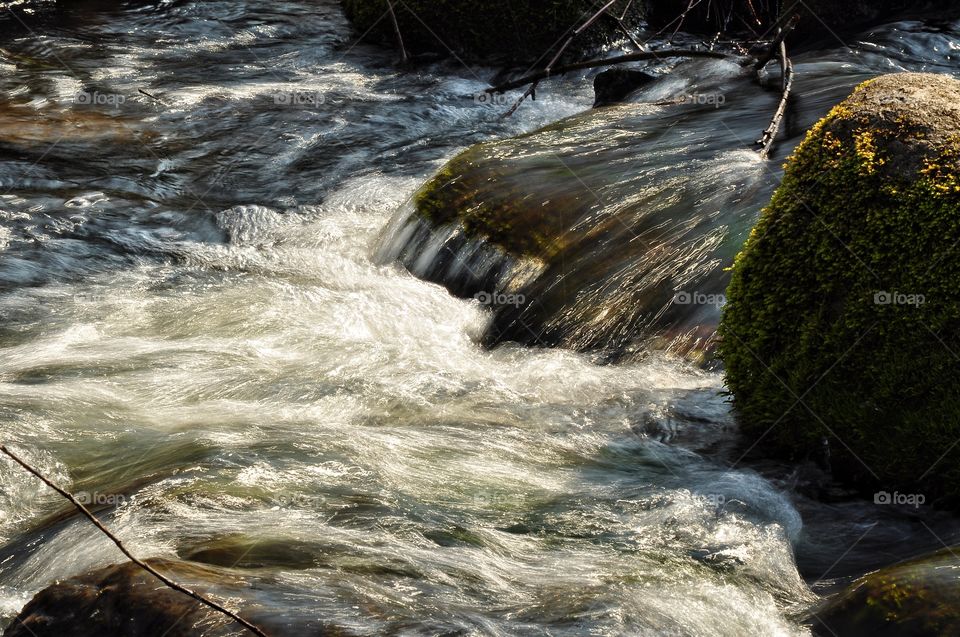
[719,78,960,506]
[411,144,573,260]
[811,547,960,635]
[340,0,643,65]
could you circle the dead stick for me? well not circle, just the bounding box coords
[753,14,798,70]
[488,49,735,94]
[606,12,643,51]
[669,0,703,43]
[547,0,621,72]
[501,83,537,119]
[0,445,270,637]
[502,0,621,116]
[386,0,408,64]
[757,40,794,159]
[138,88,164,103]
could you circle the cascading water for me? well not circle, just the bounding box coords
[373,34,960,362]
[0,2,958,635]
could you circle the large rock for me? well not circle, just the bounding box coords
[808,547,960,636]
[339,0,644,65]
[376,64,784,363]
[3,560,259,637]
[719,73,960,506]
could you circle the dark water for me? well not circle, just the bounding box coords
[0,2,958,635]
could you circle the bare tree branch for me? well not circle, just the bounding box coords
[501,0,633,117]
[753,14,798,70]
[757,38,794,159]
[488,49,736,95]
[0,444,270,637]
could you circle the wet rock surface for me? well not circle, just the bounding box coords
[4,560,256,637]
[808,546,960,636]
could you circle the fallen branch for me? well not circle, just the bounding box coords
[488,49,734,94]
[502,0,622,116]
[0,445,270,637]
[603,0,643,51]
[752,14,798,71]
[756,38,794,159]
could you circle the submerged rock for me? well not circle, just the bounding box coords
[808,546,960,636]
[593,68,656,107]
[339,0,643,65]
[3,560,257,637]
[719,73,960,506]
[376,63,775,363]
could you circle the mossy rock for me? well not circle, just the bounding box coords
[718,73,960,506]
[377,73,781,362]
[339,0,643,65]
[808,546,960,636]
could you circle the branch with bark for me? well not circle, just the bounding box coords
[0,444,271,637]
[487,49,736,95]
[756,35,795,158]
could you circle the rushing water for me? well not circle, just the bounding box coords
[0,2,958,635]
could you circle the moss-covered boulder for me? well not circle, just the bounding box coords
[718,73,960,505]
[808,547,960,636]
[340,0,643,65]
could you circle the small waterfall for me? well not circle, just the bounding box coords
[375,64,791,363]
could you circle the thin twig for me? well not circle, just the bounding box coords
[606,12,643,51]
[753,14,798,70]
[757,38,794,159]
[501,0,623,116]
[137,88,164,104]
[488,49,735,95]
[669,0,703,43]
[386,0,408,64]
[0,445,270,637]
[604,0,643,51]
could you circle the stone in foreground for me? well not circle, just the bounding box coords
[808,546,960,636]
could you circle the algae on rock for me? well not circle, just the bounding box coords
[809,546,960,636]
[719,72,960,506]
